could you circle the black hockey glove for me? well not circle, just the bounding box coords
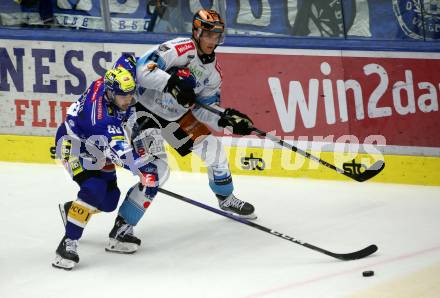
[164,73,196,108]
[218,108,254,135]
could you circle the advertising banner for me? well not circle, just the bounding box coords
[1,40,439,151]
[219,50,440,148]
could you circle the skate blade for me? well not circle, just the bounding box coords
[105,239,138,254]
[223,210,258,220]
[52,255,76,270]
[58,203,67,226]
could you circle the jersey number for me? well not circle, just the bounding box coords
[107,125,122,134]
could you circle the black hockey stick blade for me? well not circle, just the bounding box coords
[347,160,385,182]
[324,244,378,261]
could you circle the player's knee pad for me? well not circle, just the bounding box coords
[192,134,228,168]
[97,180,121,212]
[208,166,234,197]
[118,183,154,226]
[77,177,108,207]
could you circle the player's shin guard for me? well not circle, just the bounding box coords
[53,200,97,270]
[106,184,154,254]
[64,200,98,240]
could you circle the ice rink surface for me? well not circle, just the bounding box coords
[1,162,439,298]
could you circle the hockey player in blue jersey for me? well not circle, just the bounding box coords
[52,55,158,270]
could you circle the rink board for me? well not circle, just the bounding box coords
[1,134,439,186]
[1,39,439,186]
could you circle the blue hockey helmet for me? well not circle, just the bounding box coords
[112,53,137,80]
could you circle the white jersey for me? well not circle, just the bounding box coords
[135,37,223,130]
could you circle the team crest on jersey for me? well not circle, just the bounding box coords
[393,0,440,40]
[175,42,195,56]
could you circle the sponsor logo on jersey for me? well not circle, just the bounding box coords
[175,42,195,56]
[189,65,203,79]
[111,135,125,141]
[91,79,103,102]
[97,95,103,120]
[176,68,191,77]
[143,173,156,187]
[171,38,192,44]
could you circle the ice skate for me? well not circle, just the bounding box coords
[105,216,141,254]
[52,236,79,270]
[58,201,72,226]
[217,194,257,219]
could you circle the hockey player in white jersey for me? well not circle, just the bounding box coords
[105,9,256,253]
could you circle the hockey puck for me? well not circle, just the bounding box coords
[362,270,374,277]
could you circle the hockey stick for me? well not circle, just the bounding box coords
[158,188,378,261]
[197,103,385,182]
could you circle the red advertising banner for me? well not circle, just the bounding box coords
[219,52,440,148]
[0,40,438,149]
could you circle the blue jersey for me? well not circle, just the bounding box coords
[60,78,140,174]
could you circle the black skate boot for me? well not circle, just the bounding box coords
[58,201,72,226]
[217,194,257,219]
[106,216,141,254]
[52,236,79,270]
